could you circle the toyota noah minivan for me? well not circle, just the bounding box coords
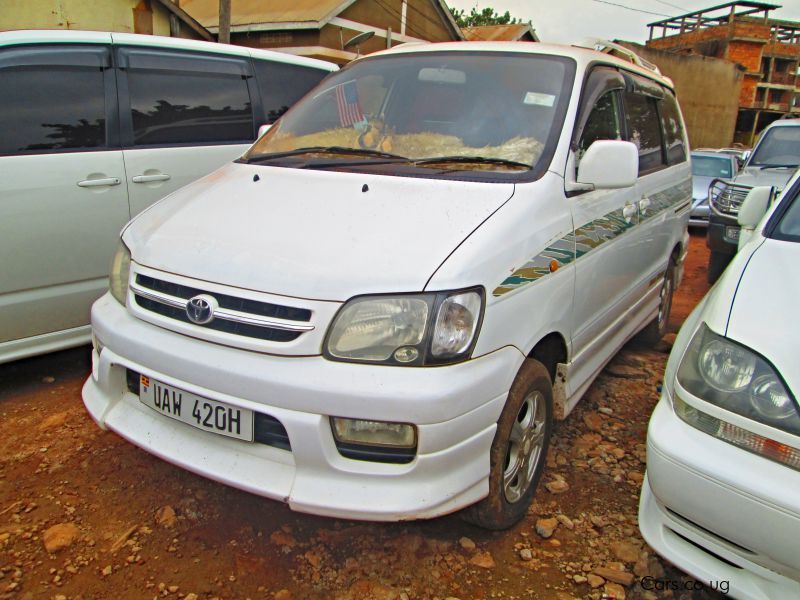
[83,41,691,529]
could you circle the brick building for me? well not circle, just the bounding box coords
[647,1,800,145]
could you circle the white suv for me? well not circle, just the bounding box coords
[83,41,691,529]
[0,30,335,364]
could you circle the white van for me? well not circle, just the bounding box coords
[0,30,336,364]
[83,41,691,529]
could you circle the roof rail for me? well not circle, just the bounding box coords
[574,38,662,75]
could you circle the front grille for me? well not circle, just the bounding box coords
[131,273,312,343]
[708,179,752,216]
[136,274,311,321]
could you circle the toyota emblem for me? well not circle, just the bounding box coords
[186,294,218,325]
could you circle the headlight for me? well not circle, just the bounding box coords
[109,241,131,306]
[676,323,800,435]
[324,288,484,366]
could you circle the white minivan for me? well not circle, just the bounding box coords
[83,41,691,529]
[0,30,335,364]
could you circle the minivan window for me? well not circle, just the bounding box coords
[0,65,106,155]
[254,61,330,124]
[246,52,575,179]
[578,91,622,157]
[624,91,666,174]
[660,91,686,165]
[128,70,253,146]
[749,126,800,168]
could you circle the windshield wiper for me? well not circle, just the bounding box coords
[244,146,409,163]
[413,155,531,169]
[756,163,798,170]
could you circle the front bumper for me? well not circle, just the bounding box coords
[707,213,740,256]
[83,294,525,521]
[639,398,800,600]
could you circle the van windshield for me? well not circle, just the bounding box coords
[244,52,574,177]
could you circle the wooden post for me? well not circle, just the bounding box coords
[219,0,231,45]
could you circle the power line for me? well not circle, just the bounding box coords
[591,0,672,17]
[652,0,688,11]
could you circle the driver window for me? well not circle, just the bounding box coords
[577,91,622,160]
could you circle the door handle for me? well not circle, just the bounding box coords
[77,177,121,188]
[622,204,638,221]
[132,173,171,183]
[639,197,652,211]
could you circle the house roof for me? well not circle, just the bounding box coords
[461,23,539,42]
[152,0,214,41]
[180,0,354,29]
[180,0,462,39]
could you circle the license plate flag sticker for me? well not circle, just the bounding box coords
[335,80,366,128]
[140,374,150,389]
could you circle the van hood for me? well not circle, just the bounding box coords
[734,166,797,190]
[124,162,515,301]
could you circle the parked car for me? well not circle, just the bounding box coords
[689,150,738,228]
[706,118,800,282]
[83,41,691,529]
[639,171,800,600]
[0,30,336,364]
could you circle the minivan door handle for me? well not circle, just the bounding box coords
[132,173,171,183]
[77,177,121,188]
[639,197,652,211]
[622,203,638,221]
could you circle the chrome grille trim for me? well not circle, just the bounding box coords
[708,178,752,217]
[130,281,315,333]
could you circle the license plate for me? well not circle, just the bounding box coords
[139,375,254,442]
[725,226,740,241]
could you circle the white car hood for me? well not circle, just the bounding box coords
[726,238,800,393]
[124,162,515,301]
[734,166,796,190]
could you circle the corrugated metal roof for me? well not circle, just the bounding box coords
[180,0,352,28]
[462,24,537,42]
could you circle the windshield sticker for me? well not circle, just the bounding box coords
[523,92,556,107]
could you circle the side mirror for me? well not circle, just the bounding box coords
[577,140,638,189]
[257,124,272,139]
[741,149,751,164]
[738,186,773,228]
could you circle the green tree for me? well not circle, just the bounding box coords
[449,4,520,27]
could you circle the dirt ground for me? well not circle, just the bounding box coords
[0,232,714,600]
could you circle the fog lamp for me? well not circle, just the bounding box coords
[331,417,416,447]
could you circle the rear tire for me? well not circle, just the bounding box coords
[462,359,553,530]
[707,251,729,284]
[639,258,675,346]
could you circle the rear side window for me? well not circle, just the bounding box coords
[124,50,254,147]
[0,63,106,155]
[254,60,329,124]
[660,91,686,165]
[624,91,666,174]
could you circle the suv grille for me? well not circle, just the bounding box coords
[131,274,313,343]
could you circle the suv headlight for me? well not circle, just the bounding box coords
[109,241,131,306]
[676,323,800,435]
[324,288,484,366]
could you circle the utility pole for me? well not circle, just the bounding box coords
[219,0,231,44]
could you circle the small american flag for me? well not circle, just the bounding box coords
[335,80,365,127]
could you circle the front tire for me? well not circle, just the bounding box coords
[462,359,553,530]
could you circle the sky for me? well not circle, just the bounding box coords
[447,0,800,44]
